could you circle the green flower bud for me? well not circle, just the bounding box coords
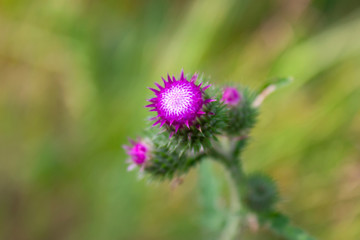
[141,127,205,179]
[243,173,278,212]
[223,86,258,136]
[145,145,205,180]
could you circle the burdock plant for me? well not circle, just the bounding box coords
[124,70,315,240]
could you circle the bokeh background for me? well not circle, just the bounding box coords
[1,0,360,239]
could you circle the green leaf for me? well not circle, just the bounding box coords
[259,211,316,240]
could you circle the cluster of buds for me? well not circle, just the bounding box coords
[123,70,259,179]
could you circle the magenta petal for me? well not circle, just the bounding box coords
[202,84,211,91]
[152,119,161,126]
[147,98,157,102]
[127,163,137,171]
[124,139,150,167]
[185,120,190,129]
[190,73,198,83]
[154,82,163,89]
[159,120,166,128]
[122,145,131,151]
[148,87,159,94]
[175,124,180,133]
[180,69,185,81]
[221,87,242,106]
[145,104,156,108]
[162,77,168,86]
[204,99,216,104]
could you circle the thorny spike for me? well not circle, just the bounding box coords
[152,119,161,126]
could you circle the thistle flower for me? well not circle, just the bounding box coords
[123,139,151,172]
[221,87,242,106]
[146,70,215,136]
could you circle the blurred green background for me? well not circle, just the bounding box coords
[1,0,360,239]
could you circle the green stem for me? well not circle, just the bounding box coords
[209,147,247,240]
[208,140,315,240]
[226,158,245,190]
[219,165,242,240]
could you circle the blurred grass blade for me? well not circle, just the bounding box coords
[272,12,360,86]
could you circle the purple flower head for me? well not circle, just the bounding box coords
[221,87,242,106]
[146,70,215,135]
[123,139,151,172]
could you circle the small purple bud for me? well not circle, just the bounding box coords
[123,139,151,172]
[221,87,242,106]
